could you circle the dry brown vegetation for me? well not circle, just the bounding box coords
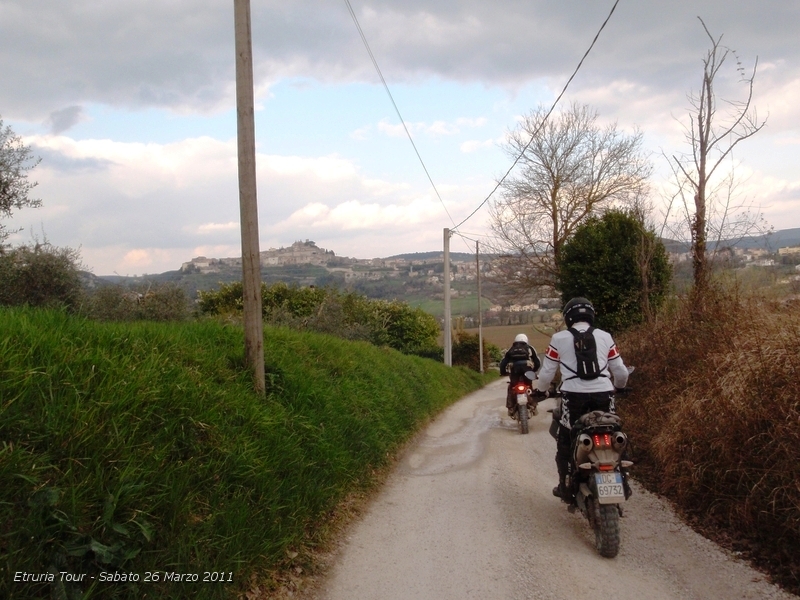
[618,287,800,594]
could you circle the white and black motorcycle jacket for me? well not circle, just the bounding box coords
[535,321,629,395]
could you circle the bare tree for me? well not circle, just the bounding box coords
[669,18,767,292]
[487,103,651,294]
[0,116,41,245]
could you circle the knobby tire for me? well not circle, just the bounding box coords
[519,403,529,434]
[590,498,620,558]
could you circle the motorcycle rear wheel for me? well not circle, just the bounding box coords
[518,403,529,434]
[589,498,620,558]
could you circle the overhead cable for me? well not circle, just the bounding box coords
[451,0,621,233]
[344,0,455,225]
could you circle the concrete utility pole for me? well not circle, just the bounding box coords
[443,228,452,366]
[234,0,265,394]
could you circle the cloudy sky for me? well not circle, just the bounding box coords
[1,0,798,275]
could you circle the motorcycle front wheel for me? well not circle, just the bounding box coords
[588,498,620,558]
[518,403,529,434]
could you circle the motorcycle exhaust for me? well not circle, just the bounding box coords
[574,433,594,464]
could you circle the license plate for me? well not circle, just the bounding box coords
[516,394,527,404]
[595,472,624,504]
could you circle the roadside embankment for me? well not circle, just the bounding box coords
[0,307,491,600]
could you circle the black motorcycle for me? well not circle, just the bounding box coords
[507,370,537,434]
[547,375,634,558]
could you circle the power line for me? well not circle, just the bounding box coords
[344,0,455,226]
[451,0,621,233]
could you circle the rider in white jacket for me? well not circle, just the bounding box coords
[535,297,630,501]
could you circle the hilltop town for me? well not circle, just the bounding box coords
[174,234,800,325]
[181,235,800,279]
[180,240,485,284]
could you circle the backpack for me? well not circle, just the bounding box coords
[563,327,604,381]
[506,343,532,374]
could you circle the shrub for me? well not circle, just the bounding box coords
[452,331,501,372]
[198,282,440,356]
[82,283,190,322]
[618,286,800,594]
[0,242,83,309]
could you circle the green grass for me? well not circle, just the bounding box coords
[0,308,489,599]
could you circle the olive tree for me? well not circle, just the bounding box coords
[0,242,83,309]
[0,116,41,244]
[488,103,651,294]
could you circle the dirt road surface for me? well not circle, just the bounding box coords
[314,380,796,600]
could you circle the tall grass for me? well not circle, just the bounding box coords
[0,308,489,599]
[618,289,800,594]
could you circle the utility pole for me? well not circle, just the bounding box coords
[234,0,265,395]
[476,240,483,373]
[443,228,452,366]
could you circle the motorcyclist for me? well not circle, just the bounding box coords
[499,333,541,417]
[533,298,629,502]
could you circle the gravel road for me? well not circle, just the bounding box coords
[313,379,797,600]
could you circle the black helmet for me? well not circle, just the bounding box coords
[563,297,595,327]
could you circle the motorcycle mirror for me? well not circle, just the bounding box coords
[524,370,537,380]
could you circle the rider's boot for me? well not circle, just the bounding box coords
[506,388,516,417]
[553,457,574,504]
[622,468,633,499]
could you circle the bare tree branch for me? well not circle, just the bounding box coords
[668,18,768,291]
[487,102,651,295]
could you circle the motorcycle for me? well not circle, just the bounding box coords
[507,370,537,434]
[567,408,632,558]
[548,372,634,558]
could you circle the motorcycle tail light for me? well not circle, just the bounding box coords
[514,384,527,393]
[592,433,612,449]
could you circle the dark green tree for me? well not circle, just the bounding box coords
[558,210,671,333]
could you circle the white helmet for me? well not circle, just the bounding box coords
[514,333,529,344]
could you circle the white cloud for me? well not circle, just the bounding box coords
[376,116,489,139]
[6,130,464,273]
[4,0,800,275]
[260,154,357,181]
[460,139,498,153]
[272,196,445,233]
[195,222,239,234]
[350,125,372,141]
[191,244,241,260]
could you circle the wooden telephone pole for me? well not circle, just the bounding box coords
[234,0,265,394]
[476,240,483,373]
[443,228,452,366]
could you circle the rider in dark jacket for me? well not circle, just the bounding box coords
[499,334,541,417]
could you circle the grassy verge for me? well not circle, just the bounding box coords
[0,308,490,599]
[617,291,800,595]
